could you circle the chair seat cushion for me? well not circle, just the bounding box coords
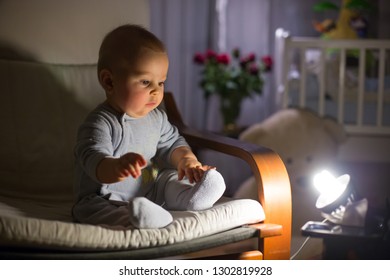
[0,196,264,251]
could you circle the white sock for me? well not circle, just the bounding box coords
[187,169,226,210]
[128,197,173,229]
[165,169,226,211]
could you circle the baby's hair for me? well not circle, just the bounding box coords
[97,24,166,75]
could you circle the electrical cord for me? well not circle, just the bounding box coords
[290,218,328,260]
[290,235,311,260]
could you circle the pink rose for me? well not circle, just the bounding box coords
[246,53,256,62]
[239,58,248,69]
[262,56,273,71]
[216,53,230,65]
[249,64,259,75]
[206,49,217,60]
[193,53,205,64]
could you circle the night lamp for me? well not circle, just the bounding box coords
[313,170,367,227]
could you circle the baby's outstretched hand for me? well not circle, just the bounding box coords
[117,153,147,179]
[178,159,216,183]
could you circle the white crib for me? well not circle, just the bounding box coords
[274,29,390,162]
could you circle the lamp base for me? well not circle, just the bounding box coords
[321,198,368,227]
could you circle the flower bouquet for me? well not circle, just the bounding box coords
[193,48,272,132]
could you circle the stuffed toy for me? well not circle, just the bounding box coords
[235,108,346,195]
[234,107,347,259]
[312,0,372,40]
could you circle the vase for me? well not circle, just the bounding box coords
[220,96,242,137]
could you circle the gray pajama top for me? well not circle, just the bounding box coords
[73,102,189,202]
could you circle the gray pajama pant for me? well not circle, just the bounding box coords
[72,169,217,228]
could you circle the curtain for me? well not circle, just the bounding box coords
[150,0,273,132]
[150,0,215,130]
[219,0,272,129]
[150,0,383,131]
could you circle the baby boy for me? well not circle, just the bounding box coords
[72,24,226,229]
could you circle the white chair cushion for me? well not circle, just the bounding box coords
[0,197,264,250]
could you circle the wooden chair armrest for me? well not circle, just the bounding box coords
[178,126,291,259]
[248,223,283,238]
[163,92,292,259]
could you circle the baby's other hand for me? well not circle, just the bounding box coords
[178,159,216,183]
[117,153,147,179]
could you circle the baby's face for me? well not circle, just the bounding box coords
[108,49,169,118]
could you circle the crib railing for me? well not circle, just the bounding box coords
[275,28,390,135]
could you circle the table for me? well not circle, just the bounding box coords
[301,221,389,259]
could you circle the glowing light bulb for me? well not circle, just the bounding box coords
[313,170,337,195]
[313,170,350,210]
